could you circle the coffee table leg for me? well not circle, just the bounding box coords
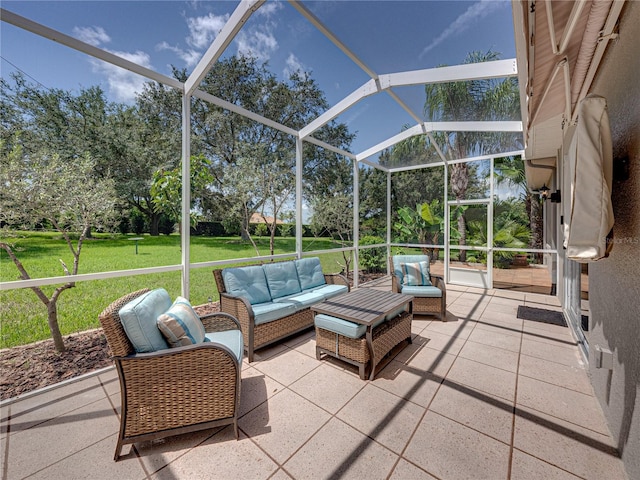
[366,327,376,381]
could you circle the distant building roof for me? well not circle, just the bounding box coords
[250,213,284,224]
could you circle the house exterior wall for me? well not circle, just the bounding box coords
[583,2,640,479]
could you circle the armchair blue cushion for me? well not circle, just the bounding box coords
[392,255,433,286]
[118,288,171,353]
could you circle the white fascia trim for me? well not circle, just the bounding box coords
[378,58,518,89]
[388,161,446,173]
[192,89,298,137]
[185,0,265,95]
[300,79,379,139]
[1,8,182,90]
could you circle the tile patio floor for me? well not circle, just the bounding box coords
[1,281,627,480]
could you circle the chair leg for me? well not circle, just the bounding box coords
[114,438,124,462]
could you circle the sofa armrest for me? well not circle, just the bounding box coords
[200,312,242,333]
[390,273,402,293]
[324,273,350,291]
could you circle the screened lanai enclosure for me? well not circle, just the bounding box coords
[1,1,560,334]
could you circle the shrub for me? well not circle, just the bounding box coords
[359,235,386,273]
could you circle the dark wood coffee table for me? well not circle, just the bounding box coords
[311,288,413,380]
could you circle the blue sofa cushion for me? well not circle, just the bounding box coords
[222,266,272,305]
[273,290,327,309]
[314,314,387,339]
[309,284,348,299]
[392,255,432,286]
[263,261,301,299]
[252,302,298,325]
[156,296,206,347]
[119,288,171,353]
[205,329,244,363]
[402,260,432,286]
[400,285,442,297]
[295,257,326,290]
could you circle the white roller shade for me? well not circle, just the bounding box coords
[564,94,614,262]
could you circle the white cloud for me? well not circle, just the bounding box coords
[157,41,202,68]
[72,26,111,47]
[90,50,153,103]
[236,29,278,63]
[283,53,308,78]
[256,1,283,17]
[186,12,229,49]
[419,0,507,59]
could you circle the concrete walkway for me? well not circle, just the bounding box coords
[1,283,625,479]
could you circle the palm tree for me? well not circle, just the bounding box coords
[424,50,521,260]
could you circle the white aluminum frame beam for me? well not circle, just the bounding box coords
[378,59,517,89]
[356,121,522,162]
[185,0,265,95]
[1,8,182,90]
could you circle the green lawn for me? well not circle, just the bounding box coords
[0,232,347,348]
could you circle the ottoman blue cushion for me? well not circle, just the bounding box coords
[314,314,387,339]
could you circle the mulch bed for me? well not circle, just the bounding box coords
[0,329,112,401]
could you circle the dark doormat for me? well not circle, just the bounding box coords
[517,305,567,327]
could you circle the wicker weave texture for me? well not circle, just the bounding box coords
[120,348,237,438]
[316,312,412,371]
[99,289,150,357]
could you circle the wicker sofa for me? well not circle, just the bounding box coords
[390,255,447,321]
[213,257,349,362]
[99,288,243,460]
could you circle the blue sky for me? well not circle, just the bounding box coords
[1,0,517,156]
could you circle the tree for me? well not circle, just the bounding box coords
[0,140,118,352]
[424,50,521,260]
[151,154,214,233]
[393,200,444,262]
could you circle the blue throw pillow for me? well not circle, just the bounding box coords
[401,261,432,286]
[157,296,206,348]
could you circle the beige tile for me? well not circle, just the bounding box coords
[423,319,475,340]
[445,306,485,320]
[458,340,519,373]
[1,376,108,435]
[478,309,524,327]
[283,417,398,480]
[282,329,315,348]
[518,354,593,395]
[404,411,510,479]
[467,327,522,353]
[239,388,330,464]
[446,357,517,402]
[474,319,523,338]
[493,290,526,301]
[513,406,626,480]
[251,349,320,386]
[5,397,119,479]
[134,428,221,472]
[511,449,582,480]
[375,360,443,408]
[389,459,438,480]
[240,366,286,417]
[151,429,277,480]
[289,333,319,359]
[488,295,523,307]
[28,435,147,480]
[516,376,610,435]
[430,381,514,444]
[97,368,120,398]
[418,330,467,356]
[520,339,585,368]
[269,468,294,480]
[289,363,364,414]
[406,344,457,378]
[337,384,425,454]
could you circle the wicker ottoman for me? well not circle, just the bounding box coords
[315,311,412,380]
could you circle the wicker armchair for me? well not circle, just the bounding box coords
[99,289,242,461]
[389,256,447,321]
